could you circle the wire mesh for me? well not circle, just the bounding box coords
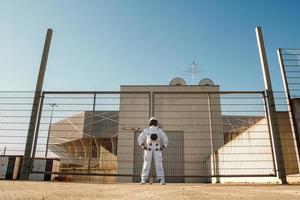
[0,92,36,156]
[280,49,300,98]
[1,90,299,182]
[152,92,275,182]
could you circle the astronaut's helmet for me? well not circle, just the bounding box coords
[149,117,158,126]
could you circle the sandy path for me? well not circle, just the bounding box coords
[0,181,300,200]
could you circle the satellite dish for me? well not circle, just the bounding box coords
[199,78,214,86]
[169,77,186,86]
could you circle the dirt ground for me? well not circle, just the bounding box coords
[0,181,300,200]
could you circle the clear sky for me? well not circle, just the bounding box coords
[0,0,300,92]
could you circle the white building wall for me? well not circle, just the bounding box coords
[211,118,280,183]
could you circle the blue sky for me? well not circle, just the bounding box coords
[0,0,300,91]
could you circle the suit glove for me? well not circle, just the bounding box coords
[140,143,147,150]
[160,145,166,151]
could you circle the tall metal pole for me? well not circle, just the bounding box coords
[20,29,53,180]
[277,49,300,171]
[255,26,287,184]
[45,103,57,158]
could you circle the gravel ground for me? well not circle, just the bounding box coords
[0,181,300,200]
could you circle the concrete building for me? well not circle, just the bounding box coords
[117,78,223,183]
[48,111,118,183]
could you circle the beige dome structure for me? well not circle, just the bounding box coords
[199,78,215,86]
[169,77,186,86]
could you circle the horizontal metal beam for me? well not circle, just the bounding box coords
[43,91,151,95]
[43,90,264,95]
[30,171,276,178]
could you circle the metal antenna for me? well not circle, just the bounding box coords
[185,60,202,85]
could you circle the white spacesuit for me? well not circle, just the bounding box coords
[137,117,168,185]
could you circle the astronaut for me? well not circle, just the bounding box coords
[137,117,168,185]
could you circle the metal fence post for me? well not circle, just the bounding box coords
[30,92,45,172]
[262,91,279,176]
[208,93,220,183]
[149,91,154,183]
[255,26,287,184]
[88,93,97,179]
[20,29,53,180]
